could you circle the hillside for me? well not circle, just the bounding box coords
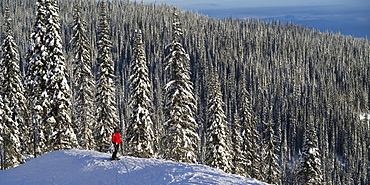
[0,149,268,185]
[0,0,369,184]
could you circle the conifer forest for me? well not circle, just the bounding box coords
[0,0,369,184]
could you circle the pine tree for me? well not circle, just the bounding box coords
[44,0,77,151]
[0,7,26,170]
[95,0,119,152]
[204,73,233,173]
[238,88,261,179]
[0,95,4,170]
[161,10,200,163]
[126,29,155,158]
[25,0,49,157]
[71,3,96,150]
[297,121,323,185]
[262,120,281,184]
[26,0,77,154]
[231,112,248,177]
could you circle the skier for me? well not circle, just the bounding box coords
[111,127,122,160]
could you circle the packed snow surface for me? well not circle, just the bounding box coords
[0,149,268,185]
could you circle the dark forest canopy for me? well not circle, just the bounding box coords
[0,0,369,184]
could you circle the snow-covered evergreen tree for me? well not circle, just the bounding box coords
[0,95,4,170]
[262,120,281,184]
[95,0,119,152]
[161,10,200,163]
[204,73,233,173]
[238,87,261,179]
[26,0,77,154]
[126,29,155,158]
[0,7,26,170]
[231,112,248,177]
[44,0,77,151]
[71,3,96,150]
[25,0,49,157]
[297,121,323,185]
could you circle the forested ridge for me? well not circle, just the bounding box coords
[0,0,369,184]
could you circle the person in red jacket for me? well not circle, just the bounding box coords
[111,127,123,160]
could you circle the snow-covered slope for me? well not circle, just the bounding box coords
[0,149,268,185]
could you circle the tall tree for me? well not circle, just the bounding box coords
[25,0,49,157]
[204,73,233,173]
[297,121,323,185]
[238,87,262,180]
[44,0,77,151]
[26,0,77,154]
[161,10,200,163]
[126,29,155,158]
[262,120,281,184]
[0,7,26,170]
[71,3,96,150]
[231,111,248,177]
[95,0,119,152]
[0,96,3,169]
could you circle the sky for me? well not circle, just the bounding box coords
[136,0,370,38]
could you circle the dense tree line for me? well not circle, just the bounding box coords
[0,0,369,184]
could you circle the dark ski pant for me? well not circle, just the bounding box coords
[112,143,120,159]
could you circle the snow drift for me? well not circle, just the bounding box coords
[0,149,268,185]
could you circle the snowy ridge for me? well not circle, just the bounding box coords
[0,149,268,185]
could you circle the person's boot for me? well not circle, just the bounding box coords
[110,151,117,160]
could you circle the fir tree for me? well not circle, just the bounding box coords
[25,0,49,157]
[238,88,261,179]
[95,0,119,152]
[297,121,323,185]
[204,73,233,173]
[231,111,248,177]
[0,95,4,170]
[44,0,77,151]
[126,29,155,158]
[26,0,77,154]
[0,7,26,170]
[262,120,281,184]
[71,3,96,150]
[161,10,200,163]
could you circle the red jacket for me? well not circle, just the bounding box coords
[111,132,122,144]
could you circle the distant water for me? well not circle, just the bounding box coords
[196,5,370,38]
